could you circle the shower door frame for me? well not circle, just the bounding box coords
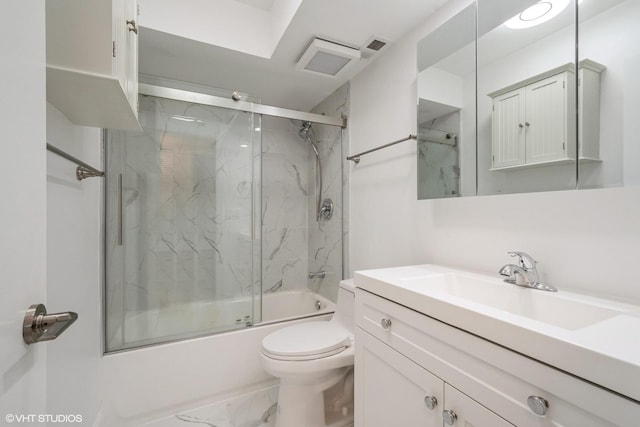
[139,84,347,129]
[104,84,347,352]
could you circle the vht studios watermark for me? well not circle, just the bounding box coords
[5,414,83,424]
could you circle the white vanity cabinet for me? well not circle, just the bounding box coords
[355,288,638,427]
[356,330,513,427]
[489,61,603,171]
[46,0,140,130]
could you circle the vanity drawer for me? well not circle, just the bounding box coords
[355,288,640,426]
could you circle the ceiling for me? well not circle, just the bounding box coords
[137,0,450,112]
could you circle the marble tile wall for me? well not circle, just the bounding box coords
[417,110,461,199]
[308,83,350,302]
[260,116,310,296]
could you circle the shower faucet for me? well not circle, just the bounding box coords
[308,271,326,279]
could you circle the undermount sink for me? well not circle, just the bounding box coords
[400,273,625,330]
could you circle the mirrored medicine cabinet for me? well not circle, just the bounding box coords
[417,0,640,199]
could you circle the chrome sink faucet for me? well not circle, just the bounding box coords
[499,252,557,292]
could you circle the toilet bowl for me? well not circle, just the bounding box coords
[260,279,355,427]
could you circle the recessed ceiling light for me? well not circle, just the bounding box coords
[240,144,249,148]
[504,0,571,30]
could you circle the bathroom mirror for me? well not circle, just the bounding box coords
[417,0,626,198]
[416,2,476,199]
[476,0,577,196]
[578,0,640,190]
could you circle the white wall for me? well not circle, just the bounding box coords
[46,104,103,424]
[0,0,47,417]
[349,0,640,303]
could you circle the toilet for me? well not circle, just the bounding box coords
[261,279,355,427]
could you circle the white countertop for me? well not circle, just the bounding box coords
[354,264,640,402]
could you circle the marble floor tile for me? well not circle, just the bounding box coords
[142,386,278,427]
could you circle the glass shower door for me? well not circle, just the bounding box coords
[105,93,261,351]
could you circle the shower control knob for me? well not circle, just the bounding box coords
[424,396,437,411]
[380,318,392,330]
[443,409,457,425]
[527,396,549,416]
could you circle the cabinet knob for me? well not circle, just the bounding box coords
[527,396,549,416]
[424,396,437,411]
[519,123,524,128]
[443,409,457,425]
[127,19,138,35]
[380,318,392,330]
[525,122,531,127]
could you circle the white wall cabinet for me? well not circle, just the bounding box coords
[355,288,638,426]
[46,0,140,130]
[489,61,603,171]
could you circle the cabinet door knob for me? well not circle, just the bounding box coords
[424,396,437,410]
[527,396,549,416]
[525,122,531,127]
[443,409,457,425]
[380,318,392,329]
[127,19,138,34]
[519,123,524,128]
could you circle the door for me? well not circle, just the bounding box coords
[355,330,443,427]
[0,0,48,417]
[442,384,514,427]
[491,88,526,169]
[525,73,567,164]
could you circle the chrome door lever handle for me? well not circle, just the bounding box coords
[23,304,78,344]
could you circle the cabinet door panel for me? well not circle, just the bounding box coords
[444,384,514,427]
[355,329,443,427]
[492,88,526,168]
[525,74,567,163]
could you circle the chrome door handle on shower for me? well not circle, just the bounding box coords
[117,173,123,246]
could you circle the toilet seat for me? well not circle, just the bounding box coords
[262,322,351,361]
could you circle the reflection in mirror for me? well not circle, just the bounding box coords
[416,3,476,200]
[578,0,640,189]
[477,0,578,196]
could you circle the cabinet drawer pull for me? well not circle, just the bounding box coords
[527,396,549,416]
[127,19,138,34]
[424,396,437,411]
[443,409,457,425]
[380,318,392,330]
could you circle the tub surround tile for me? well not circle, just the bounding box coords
[309,83,350,303]
[261,117,310,297]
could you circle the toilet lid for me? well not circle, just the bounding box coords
[262,322,351,360]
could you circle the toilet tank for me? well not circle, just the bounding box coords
[333,279,355,332]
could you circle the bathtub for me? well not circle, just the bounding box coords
[100,290,335,426]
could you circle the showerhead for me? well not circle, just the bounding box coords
[299,121,313,142]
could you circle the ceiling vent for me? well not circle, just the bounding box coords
[296,38,361,77]
[361,36,390,59]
